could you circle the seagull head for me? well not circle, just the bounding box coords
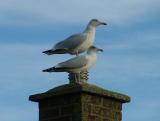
[87,46,103,54]
[89,19,107,27]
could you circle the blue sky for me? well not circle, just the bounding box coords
[0,0,160,121]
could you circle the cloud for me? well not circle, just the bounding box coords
[0,0,159,26]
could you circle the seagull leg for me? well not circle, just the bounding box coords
[76,50,79,56]
[78,72,80,83]
[74,73,78,83]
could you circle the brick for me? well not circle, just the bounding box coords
[103,118,110,121]
[41,95,80,108]
[48,97,72,106]
[88,115,100,121]
[114,111,122,121]
[103,99,112,108]
[39,107,60,119]
[91,105,102,115]
[102,108,112,119]
[81,94,92,103]
[82,103,91,113]
[48,116,71,121]
[90,96,102,105]
[113,102,122,110]
[60,105,73,115]
[103,99,122,111]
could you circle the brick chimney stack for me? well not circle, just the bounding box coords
[29,83,130,121]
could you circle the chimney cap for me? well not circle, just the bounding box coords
[29,83,130,103]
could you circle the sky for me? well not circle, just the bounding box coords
[0,0,160,121]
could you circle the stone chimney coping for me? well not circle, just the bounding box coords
[29,83,130,103]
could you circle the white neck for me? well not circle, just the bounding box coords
[87,51,97,58]
[86,51,97,68]
[84,24,96,34]
[83,24,96,44]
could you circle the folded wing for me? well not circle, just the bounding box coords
[43,56,88,72]
[54,33,87,50]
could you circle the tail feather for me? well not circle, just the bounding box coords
[42,49,68,55]
[43,66,69,72]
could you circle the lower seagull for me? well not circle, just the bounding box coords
[43,46,103,83]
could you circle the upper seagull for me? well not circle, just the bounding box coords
[43,19,106,55]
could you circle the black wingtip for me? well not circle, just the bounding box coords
[42,69,48,72]
[42,50,53,55]
[42,51,46,54]
[42,67,56,72]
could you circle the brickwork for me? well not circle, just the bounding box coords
[81,93,122,121]
[39,94,81,121]
[29,83,130,121]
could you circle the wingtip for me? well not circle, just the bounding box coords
[42,50,52,55]
[42,51,46,54]
[42,67,56,72]
[42,69,47,72]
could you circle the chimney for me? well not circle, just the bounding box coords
[29,83,130,121]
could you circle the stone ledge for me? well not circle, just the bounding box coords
[29,83,130,103]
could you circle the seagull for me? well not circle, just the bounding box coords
[43,46,103,82]
[43,19,106,55]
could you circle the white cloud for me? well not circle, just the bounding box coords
[0,0,159,26]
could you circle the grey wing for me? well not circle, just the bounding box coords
[54,33,87,49]
[55,56,88,69]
